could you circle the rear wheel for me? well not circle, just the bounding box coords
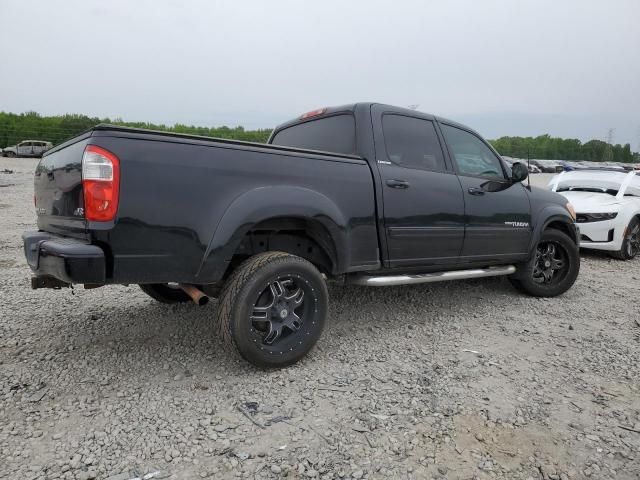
[610,217,639,260]
[509,229,580,297]
[139,283,191,303]
[216,252,327,368]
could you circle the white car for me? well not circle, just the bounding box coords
[2,140,53,158]
[548,170,640,259]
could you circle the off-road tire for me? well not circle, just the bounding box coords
[139,283,191,303]
[216,252,328,368]
[509,229,580,297]
[610,217,640,260]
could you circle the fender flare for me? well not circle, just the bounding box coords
[196,186,349,280]
[528,205,578,254]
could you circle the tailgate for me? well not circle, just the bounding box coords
[34,136,89,238]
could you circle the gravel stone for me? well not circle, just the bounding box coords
[2,162,640,479]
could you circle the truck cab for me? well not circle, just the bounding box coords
[269,104,565,271]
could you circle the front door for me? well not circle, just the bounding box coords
[374,109,465,268]
[439,123,531,261]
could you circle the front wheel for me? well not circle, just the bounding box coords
[610,217,639,260]
[216,252,328,368]
[5,151,16,158]
[509,229,580,297]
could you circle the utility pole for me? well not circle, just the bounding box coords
[603,128,615,162]
[606,128,614,145]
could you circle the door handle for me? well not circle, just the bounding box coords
[386,179,410,189]
[468,187,485,196]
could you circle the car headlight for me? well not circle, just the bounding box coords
[565,202,576,221]
[575,212,618,223]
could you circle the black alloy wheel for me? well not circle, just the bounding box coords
[216,252,327,368]
[509,229,580,297]
[250,277,309,346]
[532,241,569,285]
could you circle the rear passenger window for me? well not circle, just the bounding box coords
[382,115,446,172]
[271,114,356,155]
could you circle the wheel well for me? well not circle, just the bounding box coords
[545,220,577,243]
[226,217,337,278]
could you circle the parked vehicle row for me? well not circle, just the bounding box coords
[502,157,542,173]
[23,103,580,368]
[2,140,53,158]
[503,157,640,173]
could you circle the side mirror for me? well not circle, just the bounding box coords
[511,162,529,183]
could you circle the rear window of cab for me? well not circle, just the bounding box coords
[270,114,356,155]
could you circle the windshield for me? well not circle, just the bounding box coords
[550,171,640,197]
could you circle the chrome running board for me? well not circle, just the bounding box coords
[350,265,516,287]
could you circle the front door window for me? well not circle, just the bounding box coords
[440,124,506,181]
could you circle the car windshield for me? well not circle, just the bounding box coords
[556,186,619,196]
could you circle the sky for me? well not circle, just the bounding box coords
[1,0,639,147]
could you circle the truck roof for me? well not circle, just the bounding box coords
[273,102,477,136]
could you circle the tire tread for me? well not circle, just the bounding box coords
[509,229,579,297]
[215,252,291,352]
[610,217,640,260]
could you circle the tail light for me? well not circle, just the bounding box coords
[82,145,120,221]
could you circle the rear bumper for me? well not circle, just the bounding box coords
[22,231,106,285]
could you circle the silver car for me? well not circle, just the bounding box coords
[2,140,53,158]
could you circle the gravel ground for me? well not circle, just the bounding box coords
[1,158,639,480]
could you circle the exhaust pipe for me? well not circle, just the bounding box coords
[178,284,209,306]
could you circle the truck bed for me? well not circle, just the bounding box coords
[29,125,380,286]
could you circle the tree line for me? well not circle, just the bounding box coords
[0,111,272,148]
[489,134,638,163]
[1,111,638,163]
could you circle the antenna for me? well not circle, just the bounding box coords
[407,104,419,111]
[527,148,531,189]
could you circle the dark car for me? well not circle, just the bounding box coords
[23,103,580,367]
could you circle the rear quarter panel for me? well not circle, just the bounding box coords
[90,134,378,284]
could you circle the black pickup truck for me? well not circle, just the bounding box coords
[24,103,580,367]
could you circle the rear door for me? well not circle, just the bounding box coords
[17,142,32,156]
[439,122,531,260]
[373,107,465,267]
